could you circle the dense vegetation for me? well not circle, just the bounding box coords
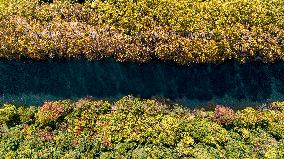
[1,0,283,158]
[0,0,283,64]
[0,96,284,158]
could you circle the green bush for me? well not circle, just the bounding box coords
[0,104,18,126]
[17,106,37,124]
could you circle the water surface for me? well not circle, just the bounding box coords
[0,59,283,107]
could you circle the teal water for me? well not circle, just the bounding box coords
[0,59,283,107]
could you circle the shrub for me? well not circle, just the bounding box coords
[189,119,229,146]
[234,107,261,128]
[0,0,283,64]
[0,97,284,158]
[269,101,284,111]
[212,105,235,125]
[17,106,37,124]
[268,121,284,139]
[0,104,18,126]
[36,100,70,126]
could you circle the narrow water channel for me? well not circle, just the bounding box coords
[1,59,284,107]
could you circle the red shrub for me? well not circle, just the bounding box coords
[213,105,235,125]
[38,131,54,142]
[37,101,65,125]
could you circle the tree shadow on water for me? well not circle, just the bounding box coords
[0,59,283,107]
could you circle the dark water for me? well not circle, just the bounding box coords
[1,59,284,107]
